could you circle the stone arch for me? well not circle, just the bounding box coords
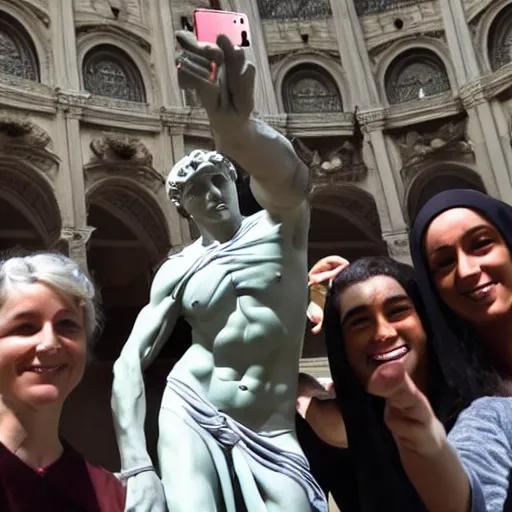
[86,178,171,360]
[406,164,487,222]
[0,9,40,82]
[273,52,351,111]
[82,43,146,103]
[487,1,512,71]
[281,63,343,114]
[384,48,452,105]
[304,185,387,358]
[0,158,61,250]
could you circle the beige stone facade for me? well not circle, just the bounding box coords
[2,0,512,492]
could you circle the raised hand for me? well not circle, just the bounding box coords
[308,255,349,286]
[176,31,255,137]
[368,361,443,456]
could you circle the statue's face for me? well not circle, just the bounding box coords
[181,166,240,225]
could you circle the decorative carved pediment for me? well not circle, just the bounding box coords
[86,134,163,193]
[293,137,368,186]
[0,114,59,176]
[90,133,152,165]
[397,119,474,183]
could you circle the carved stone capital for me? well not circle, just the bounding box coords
[356,108,386,133]
[383,231,411,264]
[460,79,487,110]
[59,227,96,273]
[60,226,96,246]
[54,88,91,118]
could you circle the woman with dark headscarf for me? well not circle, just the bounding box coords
[306,255,451,511]
[399,188,512,511]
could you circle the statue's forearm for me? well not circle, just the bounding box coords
[215,117,309,206]
[112,356,152,469]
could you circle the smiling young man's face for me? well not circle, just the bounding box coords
[339,275,428,388]
[425,207,512,327]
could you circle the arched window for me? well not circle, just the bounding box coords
[282,64,343,113]
[385,49,450,105]
[488,4,512,71]
[0,11,39,81]
[83,44,146,102]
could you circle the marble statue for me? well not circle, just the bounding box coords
[111,31,327,512]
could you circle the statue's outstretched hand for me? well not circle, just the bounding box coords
[368,361,445,457]
[176,31,255,136]
[124,471,167,512]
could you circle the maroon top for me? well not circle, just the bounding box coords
[0,441,126,512]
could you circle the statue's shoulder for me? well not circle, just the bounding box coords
[151,241,204,301]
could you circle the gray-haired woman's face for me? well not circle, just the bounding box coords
[0,282,87,410]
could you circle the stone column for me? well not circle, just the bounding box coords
[329,0,380,106]
[358,109,408,233]
[50,0,80,90]
[460,81,512,202]
[222,0,279,114]
[152,0,182,106]
[59,227,95,274]
[439,0,512,202]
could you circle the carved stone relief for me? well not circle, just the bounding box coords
[86,133,163,193]
[354,0,431,17]
[395,118,474,185]
[0,114,59,177]
[257,0,331,20]
[293,137,368,187]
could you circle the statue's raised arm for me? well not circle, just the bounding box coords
[176,31,309,215]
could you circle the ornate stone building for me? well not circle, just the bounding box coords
[2,0,512,485]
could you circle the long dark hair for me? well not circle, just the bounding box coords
[324,256,450,512]
[410,189,512,404]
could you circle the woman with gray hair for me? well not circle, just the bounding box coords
[0,252,125,511]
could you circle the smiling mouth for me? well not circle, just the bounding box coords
[464,282,496,302]
[24,365,66,374]
[370,345,409,365]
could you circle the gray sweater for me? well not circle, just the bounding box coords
[448,397,512,512]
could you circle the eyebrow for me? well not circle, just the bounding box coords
[428,224,494,256]
[340,294,410,324]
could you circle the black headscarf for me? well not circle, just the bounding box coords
[323,256,448,512]
[410,189,512,409]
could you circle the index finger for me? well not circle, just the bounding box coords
[176,30,224,65]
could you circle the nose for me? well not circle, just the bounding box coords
[206,184,222,202]
[456,251,479,281]
[374,318,398,343]
[35,323,62,354]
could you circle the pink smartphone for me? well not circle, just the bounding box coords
[194,9,251,48]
